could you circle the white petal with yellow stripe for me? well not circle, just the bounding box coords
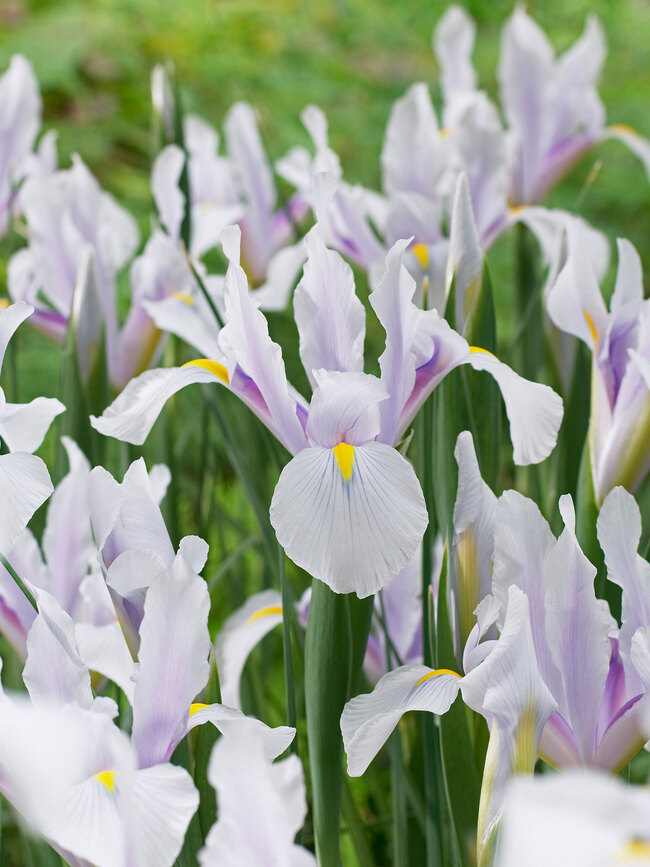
[215,589,284,710]
[341,664,462,776]
[91,362,228,446]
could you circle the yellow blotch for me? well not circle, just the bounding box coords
[610,123,639,137]
[189,702,209,717]
[332,442,355,482]
[246,605,283,625]
[469,346,496,358]
[614,840,650,862]
[0,299,10,309]
[93,770,116,792]
[414,668,461,689]
[584,309,598,346]
[182,358,230,385]
[508,204,529,217]
[439,127,453,139]
[412,243,430,270]
[172,292,195,307]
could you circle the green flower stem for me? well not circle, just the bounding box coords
[418,397,443,867]
[304,581,373,867]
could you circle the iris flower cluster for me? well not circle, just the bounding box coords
[1,5,650,866]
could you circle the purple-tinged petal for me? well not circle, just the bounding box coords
[294,228,365,387]
[131,555,211,768]
[543,496,611,763]
[219,225,308,455]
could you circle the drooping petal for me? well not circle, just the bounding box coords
[215,589,283,710]
[604,123,650,180]
[342,664,462,776]
[0,300,33,372]
[91,364,226,446]
[0,452,52,556]
[144,293,222,359]
[122,763,200,867]
[270,441,427,597]
[466,348,563,465]
[0,395,65,453]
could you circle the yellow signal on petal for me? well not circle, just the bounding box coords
[189,702,209,717]
[508,204,529,217]
[439,127,453,139]
[613,839,650,862]
[182,358,230,385]
[93,770,116,792]
[412,243,430,270]
[584,309,598,346]
[414,668,462,689]
[469,346,496,358]
[0,299,10,309]
[333,442,355,481]
[172,292,195,306]
[246,605,283,625]
[609,123,639,137]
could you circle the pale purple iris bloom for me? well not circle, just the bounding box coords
[153,102,309,311]
[0,437,114,661]
[342,584,556,862]
[8,153,203,391]
[497,7,650,205]
[547,230,650,503]
[492,487,650,773]
[341,467,650,856]
[0,540,295,867]
[92,222,561,597]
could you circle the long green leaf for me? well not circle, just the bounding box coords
[304,581,373,867]
[436,546,481,867]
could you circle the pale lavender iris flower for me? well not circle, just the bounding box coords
[92,222,561,597]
